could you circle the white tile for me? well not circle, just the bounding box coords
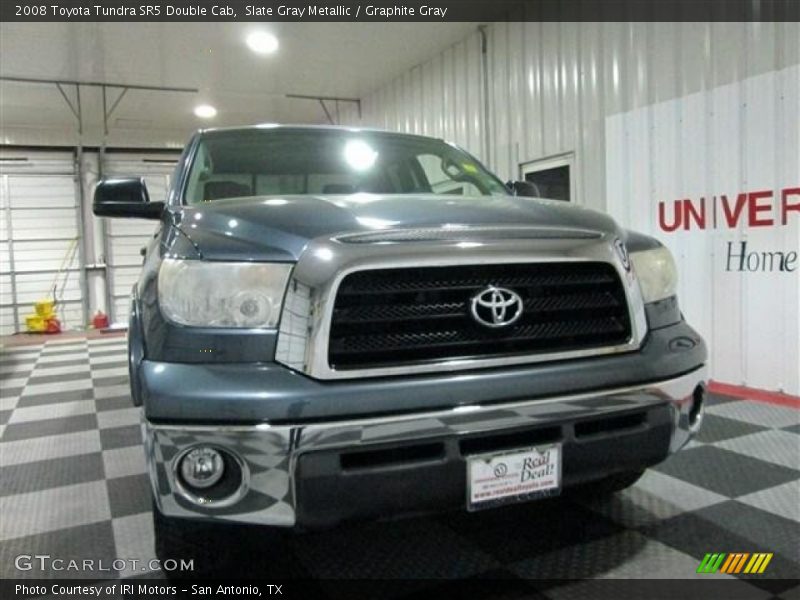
[22,377,92,396]
[714,430,800,470]
[706,401,800,429]
[596,535,724,579]
[90,354,127,365]
[737,480,800,523]
[112,513,157,577]
[1,347,42,358]
[582,470,728,528]
[633,470,730,511]
[97,407,141,429]
[0,481,110,541]
[8,399,96,424]
[0,396,19,411]
[0,430,101,467]
[95,384,131,400]
[103,446,147,479]
[45,337,88,347]
[88,336,128,347]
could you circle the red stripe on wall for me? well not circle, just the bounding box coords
[709,381,800,409]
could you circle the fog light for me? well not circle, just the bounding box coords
[180,446,225,489]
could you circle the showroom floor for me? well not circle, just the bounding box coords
[0,335,798,598]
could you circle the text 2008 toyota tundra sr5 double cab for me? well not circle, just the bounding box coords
[94,125,707,562]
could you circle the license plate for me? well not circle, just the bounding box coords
[467,444,561,511]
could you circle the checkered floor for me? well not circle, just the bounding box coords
[1,335,798,597]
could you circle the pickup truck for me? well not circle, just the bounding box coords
[93,125,707,564]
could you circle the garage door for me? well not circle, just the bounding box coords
[100,153,179,324]
[0,151,85,335]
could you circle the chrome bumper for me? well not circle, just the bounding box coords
[146,365,707,526]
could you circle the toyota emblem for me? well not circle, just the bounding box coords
[470,286,524,328]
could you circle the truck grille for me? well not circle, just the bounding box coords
[328,262,632,370]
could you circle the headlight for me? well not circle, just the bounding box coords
[158,259,292,328]
[630,246,678,303]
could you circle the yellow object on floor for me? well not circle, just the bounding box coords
[35,299,55,317]
[25,314,46,332]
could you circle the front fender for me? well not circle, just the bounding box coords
[128,284,145,407]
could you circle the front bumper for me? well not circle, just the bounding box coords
[146,365,707,528]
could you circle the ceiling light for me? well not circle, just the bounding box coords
[246,31,279,54]
[194,104,217,119]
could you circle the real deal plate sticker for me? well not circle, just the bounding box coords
[467,444,561,510]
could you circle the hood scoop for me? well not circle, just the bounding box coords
[335,225,603,244]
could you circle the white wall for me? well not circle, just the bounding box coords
[606,65,799,395]
[341,22,800,394]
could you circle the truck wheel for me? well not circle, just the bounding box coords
[570,469,645,498]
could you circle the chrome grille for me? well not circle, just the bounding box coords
[328,262,632,370]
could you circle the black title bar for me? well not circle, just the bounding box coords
[2,0,799,22]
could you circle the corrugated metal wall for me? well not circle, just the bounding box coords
[342,31,487,160]
[340,22,800,394]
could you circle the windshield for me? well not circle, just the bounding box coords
[184,128,509,203]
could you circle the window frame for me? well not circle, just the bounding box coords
[518,152,577,203]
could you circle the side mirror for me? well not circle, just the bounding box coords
[93,178,164,219]
[506,180,541,198]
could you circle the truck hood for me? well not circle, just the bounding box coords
[173,194,620,262]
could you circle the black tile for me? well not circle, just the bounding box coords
[2,413,98,442]
[441,497,624,564]
[290,517,499,580]
[653,445,800,497]
[0,369,31,382]
[26,370,92,385]
[705,392,740,407]
[694,414,769,444]
[0,453,105,497]
[782,423,800,435]
[512,529,657,579]
[0,520,116,579]
[0,386,22,399]
[641,501,800,592]
[17,387,93,407]
[0,409,11,425]
[90,349,126,358]
[0,355,38,367]
[107,473,152,518]
[96,395,134,412]
[100,424,143,450]
[92,360,127,371]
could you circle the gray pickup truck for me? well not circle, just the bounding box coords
[94,125,707,562]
